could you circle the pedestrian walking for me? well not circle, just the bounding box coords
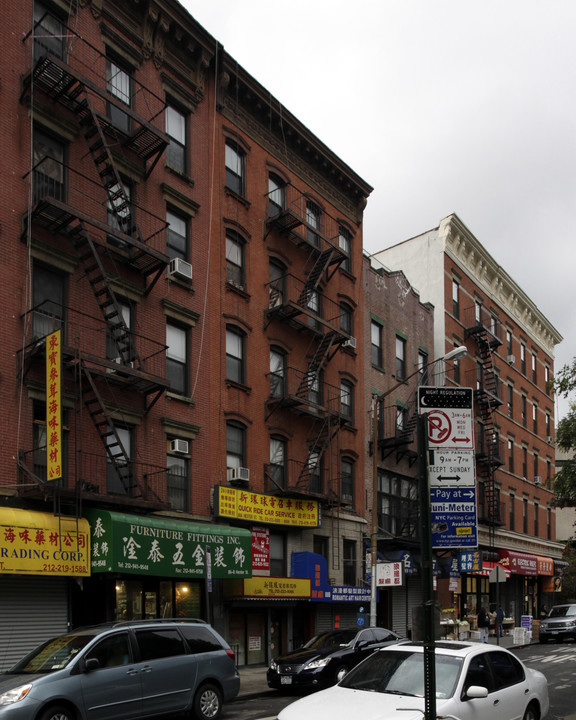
[477,606,490,643]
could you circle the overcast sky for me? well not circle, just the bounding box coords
[184,0,575,421]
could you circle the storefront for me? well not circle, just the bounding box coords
[81,509,252,635]
[0,507,90,670]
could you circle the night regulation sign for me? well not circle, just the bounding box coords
[418,387,474,450]
[430,487,478,548]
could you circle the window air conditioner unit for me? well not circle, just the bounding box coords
[343,336,357,350]
[507,354,516,364]
[170,439,189,454]
[167,258,192,282]
[227,467,250,484]
[534,476,542,485]
[547,436,553,444]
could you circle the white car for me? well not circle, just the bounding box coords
[278,641,548,720]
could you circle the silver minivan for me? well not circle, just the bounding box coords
[0,619,239,720]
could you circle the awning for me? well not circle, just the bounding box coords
[0,507,90,577]
[84,509,251,579]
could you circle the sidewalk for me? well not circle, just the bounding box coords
[236,633,534,699]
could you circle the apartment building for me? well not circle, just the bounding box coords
[372,214,564,624]
[0,0,371,667]
[363,255,435,636]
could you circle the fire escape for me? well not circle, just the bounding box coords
[464,306,505,548]
[19,16,171,505]
[263,184,351,499]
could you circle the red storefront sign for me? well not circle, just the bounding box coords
[252,526,270,572]
[498,550,540,575]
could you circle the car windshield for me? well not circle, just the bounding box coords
[7,634,96,674]
[339,650,462,698]
[549,606,576,618]
[303,630,358,651]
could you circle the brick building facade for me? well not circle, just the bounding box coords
[373,213,564,625]
[0,0,371,667]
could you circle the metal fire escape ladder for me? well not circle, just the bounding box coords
[296,248,339,307]
[80,364,143,497]
[296,415,339,491]
[475,332,500,545]
[67,221,141,370]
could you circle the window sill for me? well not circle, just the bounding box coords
[166,274,195,292]
[225,379,251,395]
[166,391,195,406]
[165,164,195,186]
[224,186,251,208]
[225,280,250,299]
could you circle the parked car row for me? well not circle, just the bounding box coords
[0,619,239,720]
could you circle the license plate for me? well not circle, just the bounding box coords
[281,676,293,685]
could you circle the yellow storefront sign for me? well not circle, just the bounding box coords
[215,486,319,527]
[0,508,90,576]
[46,329,62,481]
[244,577,310,598]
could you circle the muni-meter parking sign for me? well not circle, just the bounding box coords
[418,387,478,549]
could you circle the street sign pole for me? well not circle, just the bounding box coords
[418,414,436,720]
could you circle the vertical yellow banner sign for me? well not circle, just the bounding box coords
[46,330,62,481]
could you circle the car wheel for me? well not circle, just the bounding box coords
[193,683,223,720]
[522,701,540,720]
[38,706,75,720]
[335,665,349,683]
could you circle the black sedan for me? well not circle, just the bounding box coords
[267,626,402,691]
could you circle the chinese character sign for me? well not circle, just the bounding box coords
[46,330,62,481]
[252,526,270,572]
[214,486,319,527]
[86,510,252,579]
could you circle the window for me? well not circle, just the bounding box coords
[371,321,382,367]
[85,633,132,669]
[166,209,188,261]
[306,200,321,246]
[106,299,132,362]
[533,453,539,479]
[506,329,513,356]
[341,458,354,504]
[167,453,188,512]
[106,56,132,132]
[306,288,321,330]
[547,508,552,540]
[106,425,132,495]
[546,413,551,439]
[507,385,514,418]
[533,403,538,433]
[545,365,550,393]
[225,139,245,196]
[268,258,286,308]
[522,446,528,478]
[453,347,461,384]
[509,494,515,531]
[226,422,245,470]
[343,539,356,586]
[313,535,329,562]
[396,405,409,434]
[464,655,494,694]
[378,470,418,538]
[339,302,353,336]
[340,380,353,420]
[269,347,286,398]
[33,262,66,338]
[489,650,525,690]
[395,336,406,380]
[474,300,482,324]
[307,371,322,406]
[226,326,245,384]
[107,178,132,240]
[532,353,537,383]
[135,629,186,661]
[33,128,65,203]
[269,436,286,490]
[418,351,429,385]
[270,534,285,576]
[520,343,526,374]
[34,2,65,60]
[508,439,514,473]
[33,401,48,482]
[339,226,352,272]
[534,503,539,536]
[166,322,188,395]
[165,103,187,173]
[225,230,245,288]
[521,396,527,427]
[452,280,460,319]
[268,173,285,216]
[523,498,528,533]
[308,451,322,493]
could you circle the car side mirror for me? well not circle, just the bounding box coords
[465,685,489,699]
[84,658,101,672]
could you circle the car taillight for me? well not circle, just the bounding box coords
[226,648,236,662]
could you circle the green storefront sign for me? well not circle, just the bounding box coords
[85,510,252,579]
